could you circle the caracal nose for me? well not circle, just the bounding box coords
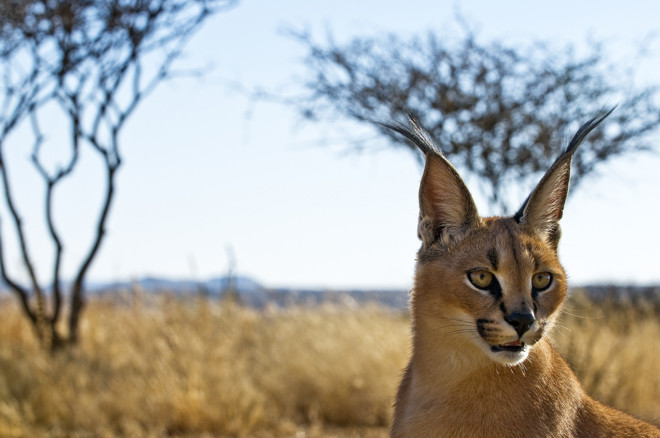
[504,311,536,337]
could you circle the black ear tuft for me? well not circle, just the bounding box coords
[376,116,438,156]
[562,106,616,157]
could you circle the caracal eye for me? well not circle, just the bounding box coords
[468,270,494,289]
[532,272,553,291]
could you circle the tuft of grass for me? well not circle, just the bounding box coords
[0,289,658,437]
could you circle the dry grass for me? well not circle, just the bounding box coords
[552,289,660,425]
[0,289,658,437]
[0,294,408,437]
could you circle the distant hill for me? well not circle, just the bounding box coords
[89,276,410,309]
[88,275,264,296]
[2,276,659,312]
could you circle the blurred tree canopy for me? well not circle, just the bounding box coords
[0,0,236,350]
[286,27,660,209]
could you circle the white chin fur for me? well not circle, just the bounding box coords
[478,341,531,366]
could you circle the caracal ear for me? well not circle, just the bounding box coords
[514,108,615,249]
[378,117,479,249]
[418,152,480,248]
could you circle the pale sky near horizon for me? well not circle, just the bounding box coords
[2,0,660,289]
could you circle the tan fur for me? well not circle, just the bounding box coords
[390,118,660,437]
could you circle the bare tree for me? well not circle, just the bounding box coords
[285,27,660,209]
[0,0,237,350]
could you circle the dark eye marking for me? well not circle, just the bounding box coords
[488,278,502,300]
[502,220,521,265]
[486,248,498,271]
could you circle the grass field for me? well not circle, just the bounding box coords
[0,288,658,437]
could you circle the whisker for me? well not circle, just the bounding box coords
[416,313,475,324]
[432,324,474,331]
[561,310,602,320]
[444,329,477,336]
[552,323,573,334]
[560,304,603,320]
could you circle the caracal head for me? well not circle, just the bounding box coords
[387,112,612,367]
[414,215,567,366]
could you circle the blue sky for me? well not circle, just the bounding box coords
[3,0,660,289]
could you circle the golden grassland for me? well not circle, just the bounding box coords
[0,289,659,437]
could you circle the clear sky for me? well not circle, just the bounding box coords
[3,0,660,289]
